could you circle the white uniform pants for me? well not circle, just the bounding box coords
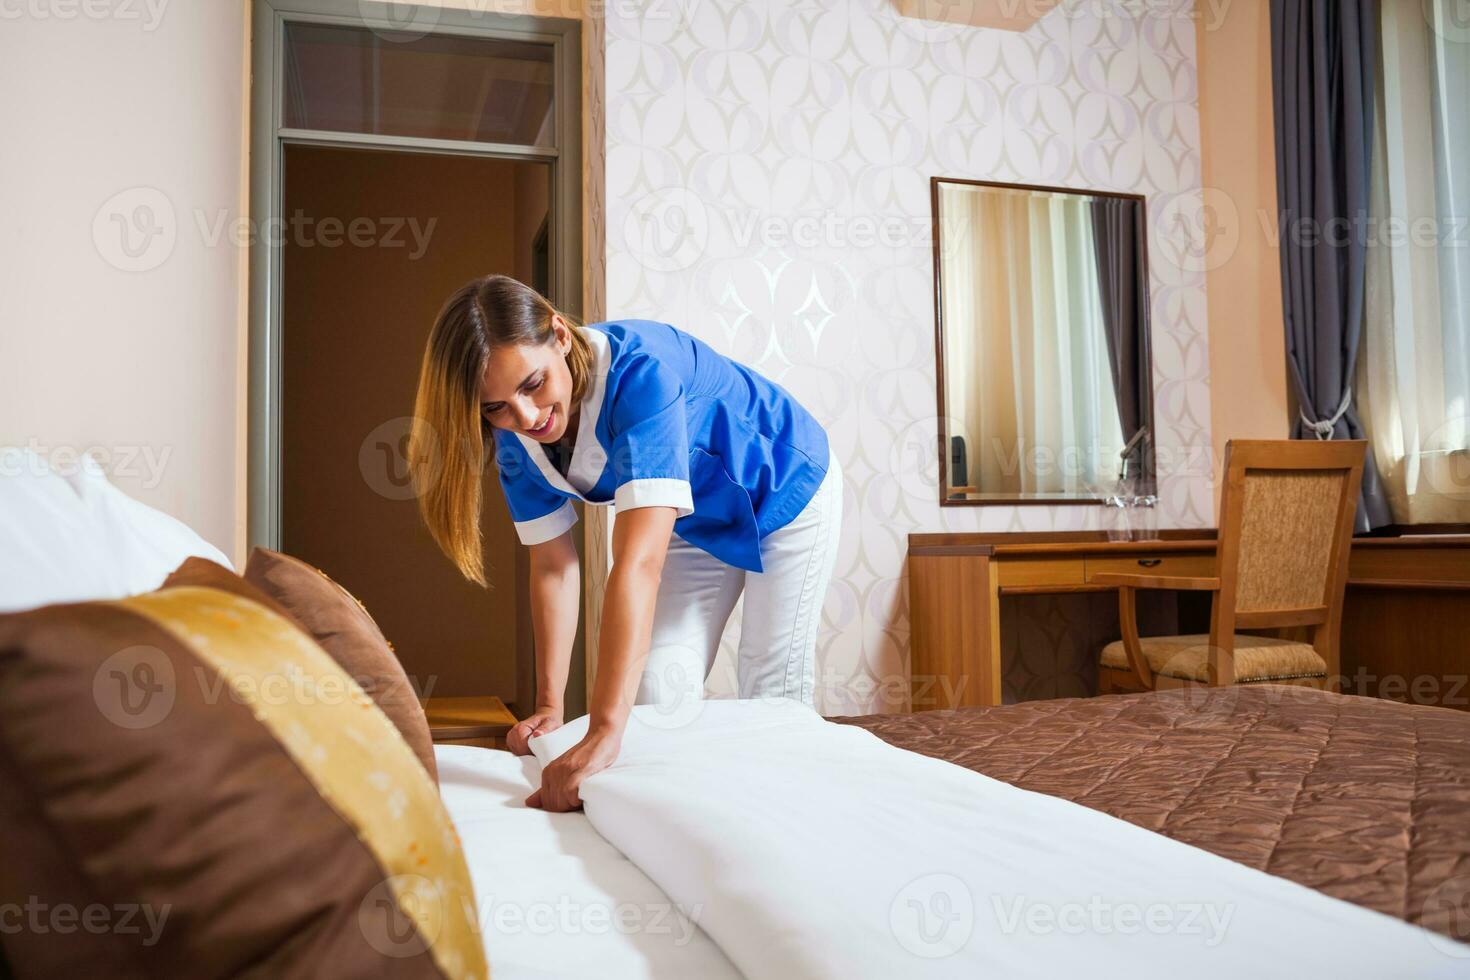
[635,454,843,709]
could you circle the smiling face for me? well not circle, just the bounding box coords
[478,314,578,444]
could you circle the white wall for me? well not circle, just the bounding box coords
[0,0,249,560]
[604,0,1213,713]
[1197,0,1291,507]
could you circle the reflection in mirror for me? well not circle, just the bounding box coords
[933,179,1154,504]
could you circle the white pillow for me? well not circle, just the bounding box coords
[0,447,232,613]
[0,448,118,612]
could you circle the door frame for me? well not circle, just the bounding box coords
[247,0,583,549]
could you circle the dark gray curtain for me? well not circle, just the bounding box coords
[1271,0,1390,530]
[1091,196,1154,492]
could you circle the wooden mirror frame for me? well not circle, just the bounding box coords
[930,176,1156,507]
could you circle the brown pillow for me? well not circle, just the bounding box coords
[161,555,300,621]
[0,580,485,978]
[237,549,437,783]
[162,555,438,784]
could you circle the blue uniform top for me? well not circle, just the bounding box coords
[492,320,830,573]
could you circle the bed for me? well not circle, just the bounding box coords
[6,449,1466,977]
[833,684,1470,942]
[443,690,1470,979]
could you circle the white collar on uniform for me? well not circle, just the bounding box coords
[514,325,610,500]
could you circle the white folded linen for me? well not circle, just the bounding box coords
[435,744,740,980]
[532,698,1467,980]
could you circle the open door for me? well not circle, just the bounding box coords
[251,10,586,714]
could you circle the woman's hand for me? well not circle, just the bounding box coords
[526,726,623,812]
[506,706,564,757]
[523,508,667,812]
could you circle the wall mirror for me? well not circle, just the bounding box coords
[931,177,1155,505]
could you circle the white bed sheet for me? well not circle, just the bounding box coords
[531,698,1468,980]
[434,744,740,980]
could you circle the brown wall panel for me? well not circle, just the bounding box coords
[281,144,568,706]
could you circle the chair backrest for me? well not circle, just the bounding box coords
[1214,440,1367,626]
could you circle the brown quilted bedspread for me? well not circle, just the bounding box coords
[831,686,1470,942]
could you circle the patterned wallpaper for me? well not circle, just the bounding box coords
[600,0,1213,714]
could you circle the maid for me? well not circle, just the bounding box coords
[409,275,843,812]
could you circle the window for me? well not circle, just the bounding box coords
[1359,0,1470,523]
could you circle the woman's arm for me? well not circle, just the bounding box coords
[587,505,677,734]
[506,529,581,755]
[528,505,676,811]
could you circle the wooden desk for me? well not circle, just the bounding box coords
[907,531,1470,711]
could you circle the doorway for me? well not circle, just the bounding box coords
[249,2,585,714]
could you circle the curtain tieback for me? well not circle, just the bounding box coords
[1300,388,1353,440]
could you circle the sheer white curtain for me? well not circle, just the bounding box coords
[1360,0,1470,523]
[941,186,1123,495]
[941,189,982,488]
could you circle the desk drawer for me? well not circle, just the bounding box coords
[1350,548,1470,584]
[1085,554,1215,583]
[996,558,1085,588]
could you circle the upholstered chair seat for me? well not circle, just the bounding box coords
[1100,633,1327,684]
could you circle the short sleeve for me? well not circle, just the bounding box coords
[607,355,695,517]
[494,434,579,545]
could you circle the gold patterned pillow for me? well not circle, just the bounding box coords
[0,582,486,978]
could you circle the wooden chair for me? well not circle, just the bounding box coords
[1097,440,1367,694]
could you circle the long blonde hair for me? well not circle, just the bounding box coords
[409,275,593,585]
